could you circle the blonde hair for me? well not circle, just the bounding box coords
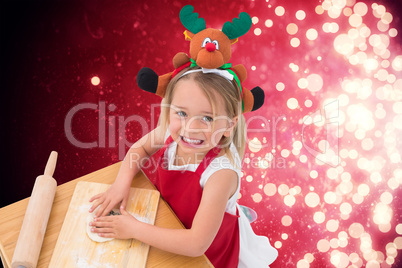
[158,67,247,163]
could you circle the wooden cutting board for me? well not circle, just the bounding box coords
[49,181,160,267]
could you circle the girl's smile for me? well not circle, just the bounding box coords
[180,135,204,146]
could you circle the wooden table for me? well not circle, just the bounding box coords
[0,162,213,267]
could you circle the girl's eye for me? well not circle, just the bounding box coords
[177,111,187,117]
[202,116,213,123]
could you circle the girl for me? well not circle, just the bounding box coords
[89,66,278,267]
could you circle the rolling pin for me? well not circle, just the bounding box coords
[11,151,58,268]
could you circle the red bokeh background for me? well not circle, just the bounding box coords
[2,0,401,267]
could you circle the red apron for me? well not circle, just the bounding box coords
[154,136,240,268]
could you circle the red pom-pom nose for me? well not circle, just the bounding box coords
[205,42,216,52]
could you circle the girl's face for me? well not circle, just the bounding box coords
[169,77,237,160]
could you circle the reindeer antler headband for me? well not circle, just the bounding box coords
[137,5,265,113]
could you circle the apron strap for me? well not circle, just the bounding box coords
[164,136,174,146]
[194,147,221,177]
[158,136,174,156]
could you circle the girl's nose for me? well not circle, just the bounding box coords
[182,117,208,132]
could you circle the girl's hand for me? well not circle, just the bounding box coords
[89,206,137,240]
[89,183,130,217]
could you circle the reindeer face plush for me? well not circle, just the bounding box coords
[180,5,251,69]
[187,28,232,69]
[137,5,265,113]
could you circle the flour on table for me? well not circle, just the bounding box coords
[78,203,92,213]
[133,215,151,224]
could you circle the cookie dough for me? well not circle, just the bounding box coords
[86,209,121,243]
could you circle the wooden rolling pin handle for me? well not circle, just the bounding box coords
[44,151,57,177]
[11,152,58,268]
